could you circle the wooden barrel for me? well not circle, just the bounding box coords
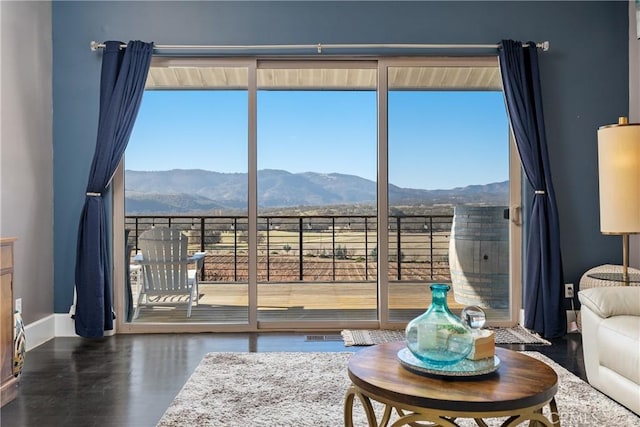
[448,206,509,309]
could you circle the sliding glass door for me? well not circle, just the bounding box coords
[113,57,521,332]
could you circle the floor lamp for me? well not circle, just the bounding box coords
[596,117,640,283]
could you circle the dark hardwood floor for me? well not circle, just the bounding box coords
[0,331,584,427]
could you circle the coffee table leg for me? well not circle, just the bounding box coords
[497,399,560,427]
[389,412,459,427]
[344,385,380,427]
[346,386,560,427]
[526,397,560,427]
[548,397,561,425]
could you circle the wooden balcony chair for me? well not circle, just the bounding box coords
[133,227,204,319]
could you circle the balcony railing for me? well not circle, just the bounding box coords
[125,214,453,283]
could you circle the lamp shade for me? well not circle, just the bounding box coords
[597,118,640,234]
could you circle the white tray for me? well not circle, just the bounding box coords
[397,347,500,377]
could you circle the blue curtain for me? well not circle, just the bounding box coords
[498,39,566,338]
[74,40,153,338]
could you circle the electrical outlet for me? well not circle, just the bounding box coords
[564,283,574,299]
[15,298,22,313]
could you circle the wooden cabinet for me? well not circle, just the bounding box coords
[1,237,18,407]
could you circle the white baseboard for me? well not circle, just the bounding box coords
[53,313,116,337]
[24,314,118,351]
[55,313,79,337]
[567,309,580,333]
[519,309,580,334]
[23,313,82,350]
[24,314,55,351]
[24,313,85,351]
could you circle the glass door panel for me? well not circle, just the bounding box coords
[386,63,515,324]
[256,63,378,325]
[124,64,250,325]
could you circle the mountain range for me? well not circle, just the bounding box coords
[125,169,508,214]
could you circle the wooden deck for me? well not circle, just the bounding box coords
[130,282,492,324]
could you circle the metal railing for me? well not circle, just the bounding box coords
[125,214,453,283]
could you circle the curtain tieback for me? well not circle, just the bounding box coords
[86,192,102,197]
[534,190,546,195]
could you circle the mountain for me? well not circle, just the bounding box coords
[124,169,508,214]
[125,191,226,213]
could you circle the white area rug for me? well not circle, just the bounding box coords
[341,325,551,346]
[157,351,638,426]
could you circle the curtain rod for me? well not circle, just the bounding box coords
[89,41,550,54]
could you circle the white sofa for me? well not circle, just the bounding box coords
[578,287,640,415]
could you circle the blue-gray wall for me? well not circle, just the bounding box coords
[52,1,628,312]
[1,0,53,328]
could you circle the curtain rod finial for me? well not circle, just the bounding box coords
[90,41,100,51]
[540,41,550,51]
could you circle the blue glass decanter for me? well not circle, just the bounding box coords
[405,284,474,367]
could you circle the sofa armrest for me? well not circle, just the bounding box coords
[578,287,640,318]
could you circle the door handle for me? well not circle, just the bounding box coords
[511,206,522,226]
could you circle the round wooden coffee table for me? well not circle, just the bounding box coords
[344,341,560,427]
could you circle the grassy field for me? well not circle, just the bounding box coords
[196,229,452,282]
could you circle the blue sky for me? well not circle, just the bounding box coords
[127,90,508,190]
